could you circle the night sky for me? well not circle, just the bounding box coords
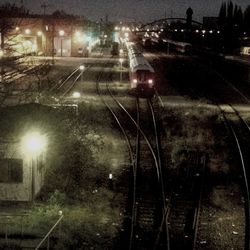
[1,0,249,22]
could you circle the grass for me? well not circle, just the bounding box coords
[0,101,127,249]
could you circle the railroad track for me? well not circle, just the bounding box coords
[95,65,168,249]
[218,104,250,250]
[185,64,250,250]
[165,151,206,250]
[50,65,89,97]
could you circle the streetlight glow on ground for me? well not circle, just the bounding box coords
[22,132,46,155]
[79,65,85,71]
[73,91,81,98]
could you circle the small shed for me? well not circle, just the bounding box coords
[0,138,45,201]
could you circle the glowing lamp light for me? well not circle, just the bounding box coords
[133,79,138,84]
[75,31,81,37]
[15,27,20,31]
[202,30,206,34]
[72,92,81,98]
[22,132,46,155]
[195,29,199,33]
[37,31,42,36]
[79,65,85,71]
[59,30,65,36]
[25,29,31,35]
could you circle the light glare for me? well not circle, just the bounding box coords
[22,132,46,155]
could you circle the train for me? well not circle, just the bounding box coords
[126,41,155,95]
[162,39,192,54]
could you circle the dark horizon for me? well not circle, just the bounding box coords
[0,0,249,22]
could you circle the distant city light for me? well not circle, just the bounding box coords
[25,29,31,35]
[209,30,213,34]
[59,30,65,36]
[75,31,81,37]
[202,30,206,34]
[195,29,199,33]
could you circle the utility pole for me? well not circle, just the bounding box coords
[41,3,50,16]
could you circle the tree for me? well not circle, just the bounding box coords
[0,3,29,93]
[218,1,245,51]
[244,5,250,33]
[218,2,227,30]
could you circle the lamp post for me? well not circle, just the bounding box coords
[0,49,3,83]
[79,65,85,91]
[59,30,65,57]
[22,132,46,202]
[119,58,123,82]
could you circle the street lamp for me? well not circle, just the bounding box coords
[22,132,46,201]
[79,65,85,91]
[119,49,123,57]
[59,30,65,57]
[119,58,123,82]
[25,29,31,35]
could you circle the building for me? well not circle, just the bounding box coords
[0,15,100,57]
[0,138,46,201]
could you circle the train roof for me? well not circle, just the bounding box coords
[130,56,155,73]
[126,41,155,73]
